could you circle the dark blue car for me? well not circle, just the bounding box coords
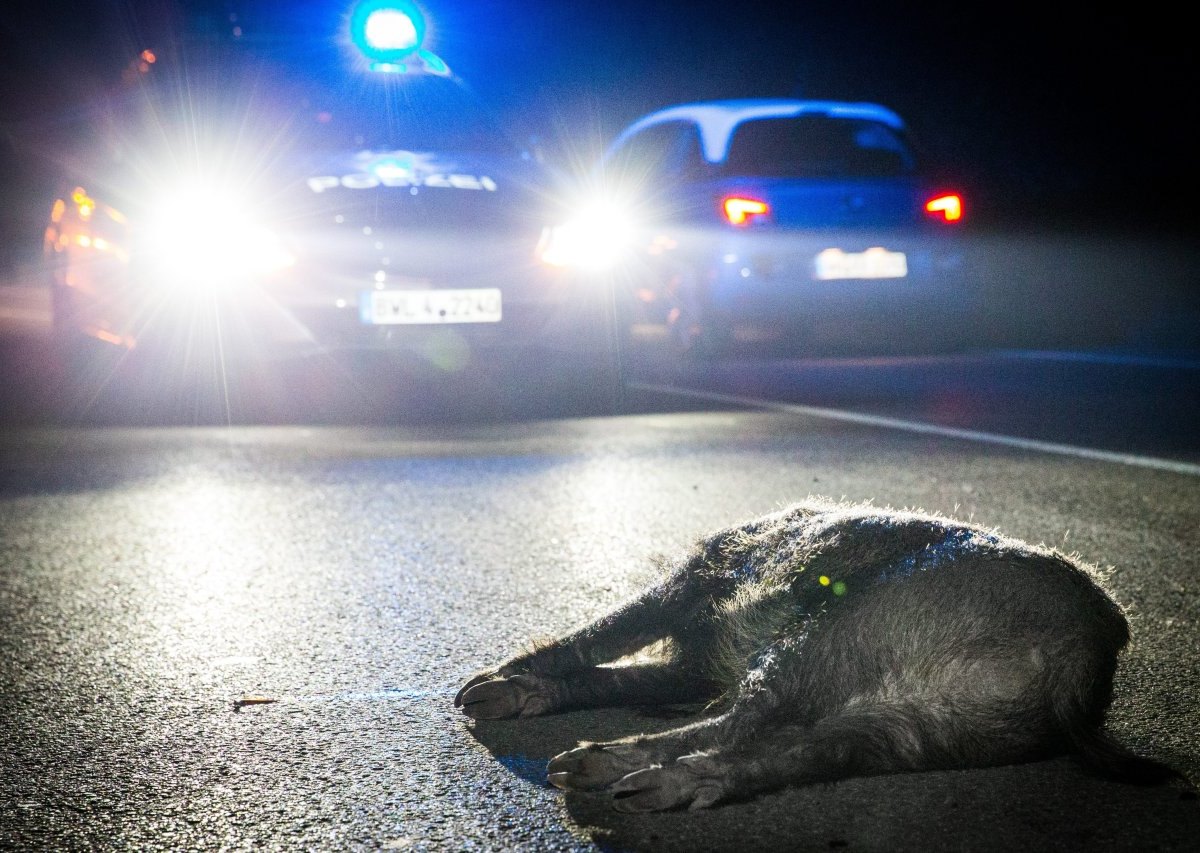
[541,99,971,357]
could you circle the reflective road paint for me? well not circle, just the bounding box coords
[628,381,1200,477]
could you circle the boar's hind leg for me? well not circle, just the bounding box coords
[594,701,980,812]
[548,633,808,794]
[605,680,1070,813]
[553,636,1050,811]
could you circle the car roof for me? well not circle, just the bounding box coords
[610,99,907,163]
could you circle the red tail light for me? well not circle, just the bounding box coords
[924,193,963,224]
[723,196,770,226]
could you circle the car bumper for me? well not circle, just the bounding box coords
[65,262,618,366]
[701,230,965,308]
[647,227,973,346]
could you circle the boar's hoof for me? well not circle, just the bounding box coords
[610,753,726,812]
[548,742,650,791]
[457,674,556,720]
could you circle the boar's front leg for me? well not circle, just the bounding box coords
[456,562,730,720]
[457,661,717,720]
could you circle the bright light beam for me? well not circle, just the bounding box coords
[350,0,427,62]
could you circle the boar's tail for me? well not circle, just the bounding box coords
[1063,719,1180,785]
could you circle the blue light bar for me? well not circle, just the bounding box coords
[349,0,426,62]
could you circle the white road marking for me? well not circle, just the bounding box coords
[998,350,1200,371]
[628,381,1200,477]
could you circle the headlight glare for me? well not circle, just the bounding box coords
[138,183,294,291]
[538,200,636,272]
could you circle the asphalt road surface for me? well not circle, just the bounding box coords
[1,230,1199,851]
[2,413,1199,852]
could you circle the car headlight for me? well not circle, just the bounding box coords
[137,182,295,291]
[537,200,637,272]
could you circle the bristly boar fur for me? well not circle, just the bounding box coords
[455,498,1177,811]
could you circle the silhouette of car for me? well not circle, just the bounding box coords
[544,99,971,357]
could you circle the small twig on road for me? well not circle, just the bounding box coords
[232,695,279,712]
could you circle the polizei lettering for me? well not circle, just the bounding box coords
[307,173,499,193]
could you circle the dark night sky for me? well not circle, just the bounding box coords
[1,1,1197,270]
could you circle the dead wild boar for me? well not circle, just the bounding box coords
[455,499,1176,811]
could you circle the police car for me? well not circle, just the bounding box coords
[43,1,620,418]
[541,99,971,357]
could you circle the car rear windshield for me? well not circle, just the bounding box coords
[721,116,916,178]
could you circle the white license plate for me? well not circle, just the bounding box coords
[361,288,502,325]
[814,247,908,280]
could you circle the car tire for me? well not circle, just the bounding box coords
[663,264,734,361]
[47,281,122,420]
[48,281,84,370]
